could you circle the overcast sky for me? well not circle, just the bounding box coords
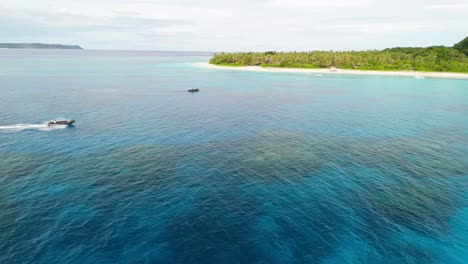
[0,0,467,51]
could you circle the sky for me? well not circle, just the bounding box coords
[0,0,467,51]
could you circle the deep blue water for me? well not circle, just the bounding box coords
[0,49,467,264]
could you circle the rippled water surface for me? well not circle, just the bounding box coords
[1,50,467,264]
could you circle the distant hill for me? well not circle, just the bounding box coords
[0,43,83,49]
[453,37,468,56]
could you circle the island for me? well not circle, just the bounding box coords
[0,43,83,49]
[209,37,468,74]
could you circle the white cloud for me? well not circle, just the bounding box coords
[268,0,372,8]
[0,0,466,51]
[425,1,468,9]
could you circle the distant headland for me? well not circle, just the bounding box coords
[210,37,468,73]
[0,43,83,49]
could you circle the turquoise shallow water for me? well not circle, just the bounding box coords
[0,50,467,264]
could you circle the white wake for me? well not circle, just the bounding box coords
[0,122,68,132]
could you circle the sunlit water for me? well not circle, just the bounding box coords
[0,50,467,264]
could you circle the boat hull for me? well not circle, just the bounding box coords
[47,120,75,126]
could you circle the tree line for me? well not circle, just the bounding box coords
[209,37,468,73]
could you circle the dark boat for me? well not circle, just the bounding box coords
[188,88,199,93]
[47,119,75,126]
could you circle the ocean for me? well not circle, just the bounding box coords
[0,49,467,264]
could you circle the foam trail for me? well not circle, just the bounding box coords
[0,122,67,132]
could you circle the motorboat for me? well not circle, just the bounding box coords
[188,88,199,93]
[47,119,75,126]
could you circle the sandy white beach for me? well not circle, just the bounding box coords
[196,62,468,79]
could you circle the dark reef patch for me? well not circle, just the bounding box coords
[0,130,467,263]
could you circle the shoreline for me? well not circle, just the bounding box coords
[196,62,468,80]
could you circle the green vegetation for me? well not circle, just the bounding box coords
[453,36,468,56]
[0,43,83,49]
[210,37,468,73]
